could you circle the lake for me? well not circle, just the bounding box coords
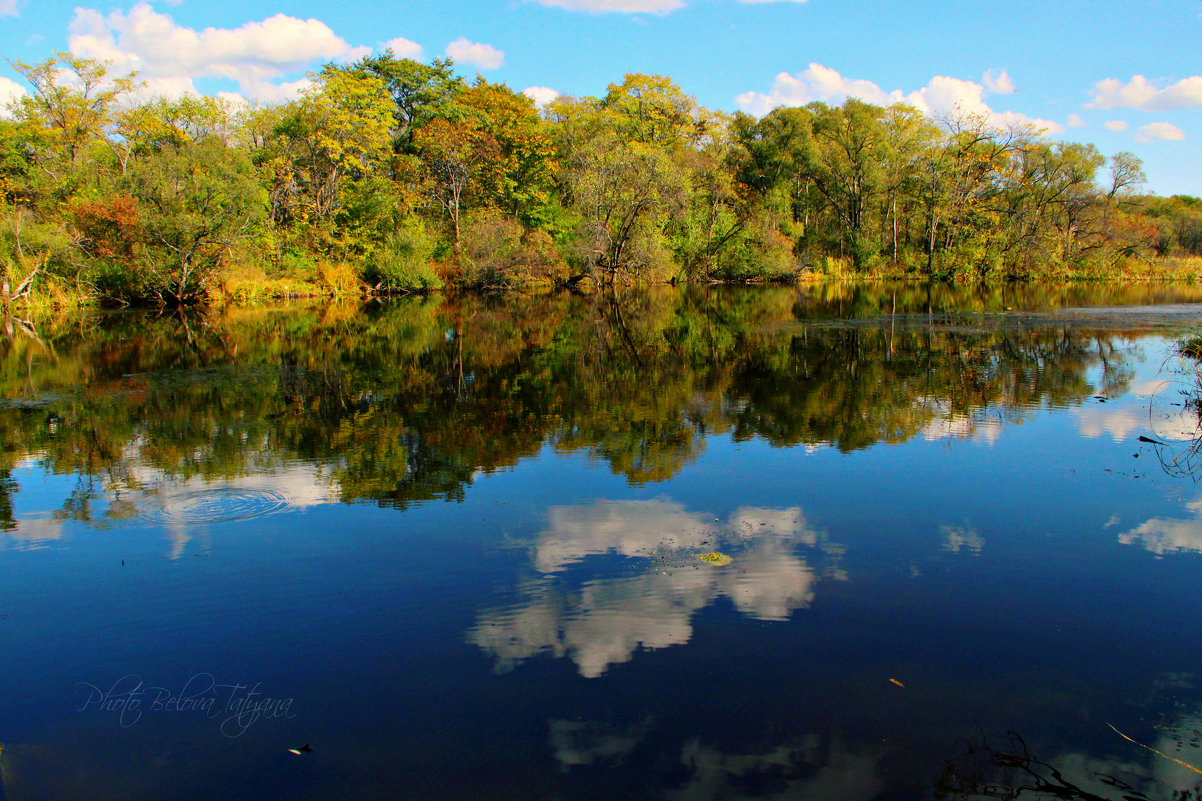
[2,282,1202,800]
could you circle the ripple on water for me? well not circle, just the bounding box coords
[138,486,292,525]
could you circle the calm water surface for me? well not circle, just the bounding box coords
[2,283,1202,800]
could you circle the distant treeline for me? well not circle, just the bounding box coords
[2,52,1201,307]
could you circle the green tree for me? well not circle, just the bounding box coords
[352,52,463,152]
[8,53,137,176]
[121,137,266,304]
[262,66,393,228]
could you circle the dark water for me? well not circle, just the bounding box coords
[2,283,1202,800]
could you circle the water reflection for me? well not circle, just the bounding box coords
[1120,498,1202,555]
[917,400,1006,445]
[670,736,884,801]
[938,728,1202,800]
[0,283,1188,524]
[548,717,652,769]
[2,284,1202,800]
[0,461,338,556]
[468,500,836,677]
[940,523,986,555]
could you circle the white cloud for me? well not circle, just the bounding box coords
[982,69,1016,94]
[940,523,985,555]
[0,76,27,117]
[215,90,250,108]
[1137,121,1186,143]
[0,0,18,16]
[67,3,366,102]
[528,0,685,12]
[382,36,423,60]
[1104,120,1128,131]
[1120,499,1202,555]
[1072,400,1197,442]
[445,36,504,70]
[527,0,800,10]
[1066,113,1086,127]
[469,540,817,677]
[915,398,1005,444]
[736,63,1063,134]
[1072,406,1142,441]
[522,85,560,108]
[1089,74,1202,111]
[467,500,829,677]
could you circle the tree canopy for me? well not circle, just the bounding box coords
[0,51,1196,308]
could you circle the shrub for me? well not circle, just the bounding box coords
[317,260,363,296]
[365,216,442,291]
[459,213,569,289]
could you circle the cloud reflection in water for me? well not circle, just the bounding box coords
[468,499,839,677]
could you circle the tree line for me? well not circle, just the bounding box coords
[2,51,1201,307]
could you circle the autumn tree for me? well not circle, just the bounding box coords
[261,66,393,228]
[121,137,266,304]
[8,53,137,178]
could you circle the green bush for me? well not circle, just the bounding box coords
[366,216,442,291]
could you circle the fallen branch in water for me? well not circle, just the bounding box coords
[1107,722,1202,776]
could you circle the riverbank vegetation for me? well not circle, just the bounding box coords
[3,52,1202,308]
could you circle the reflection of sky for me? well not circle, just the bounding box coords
[0,454,339,557]
[940,523,985,555]
[1040,684,1202,799]
[133,467,339,559]
[1146,708,1202,791]
[669,737,883,801]
[1120,498,1202,555]
[549,717,651,769]
[914,398,1004,445]
[1073,403,1199,443]
[1074,353,1202,443]
[546,715,885,801]
[468,500,833,677]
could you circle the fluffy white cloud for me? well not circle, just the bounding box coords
[522,85,560,108]
[1089,74,1202,111]
[0,76,27,117]
[1073,396,1197,443]
[982,68,1015,94]
[67,3,367,101]
[1120,499,1202,555]
[528,0,685,13]
[1066,113,1087,128]
[445,36,504,70]
[382,36,423,60]
[0,0,18,16]
[1137,121,1186,143]
[467,500,830,677]
[470,539,817,677]
[1104,120,1128,131]
[528,0,800,10]
[736,63,1063,134]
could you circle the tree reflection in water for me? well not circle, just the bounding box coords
[937,730,1202,801]
[1,281,1193,525]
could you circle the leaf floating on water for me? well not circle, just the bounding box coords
[889,678,905,688]
[1138,435,1168,446]
[697,552,732,566]
[287,744,313,755]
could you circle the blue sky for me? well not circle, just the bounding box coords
[1,0,1199,195]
